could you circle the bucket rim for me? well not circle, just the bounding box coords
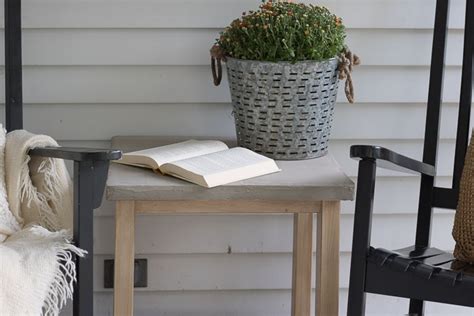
[225,56,338,66]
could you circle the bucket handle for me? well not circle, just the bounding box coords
[338,48,360,103]
[211,57,222,86]
[210,44,226,86]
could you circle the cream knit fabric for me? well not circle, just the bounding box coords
[0,126,20,241]
[0,127,84,315]
[6,129,73,230]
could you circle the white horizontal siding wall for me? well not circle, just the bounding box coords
[3,0,473,315]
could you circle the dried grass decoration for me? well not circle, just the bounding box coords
[453,130,474,263]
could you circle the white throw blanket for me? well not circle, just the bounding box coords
[0,127,85,315]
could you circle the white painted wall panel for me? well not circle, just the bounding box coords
[6,0,471,315]
[7,66,467,104]
[0,29,465,66]
[76,290,469,316]
[91,213,456,256]
[90,290,474,316]
[4,0,467,29]
[6,103,472,142]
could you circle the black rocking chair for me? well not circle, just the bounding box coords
[347,0,474,315]
[4,0,122,315]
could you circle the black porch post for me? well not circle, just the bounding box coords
[5,0,23,131]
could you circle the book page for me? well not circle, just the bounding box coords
[161,147,281,187]
[121,140,229,168]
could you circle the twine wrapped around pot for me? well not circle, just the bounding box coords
[453,130,474,263]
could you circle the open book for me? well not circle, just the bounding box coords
[114,140,281,188]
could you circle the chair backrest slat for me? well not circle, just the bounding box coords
[419,0,474,211]
[421,0,449,167]
[427,0,474,211]
[415,0,450,247]
[4,0,23,132]
[415,0,449,248]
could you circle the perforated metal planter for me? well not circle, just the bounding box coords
[226,57,339,160]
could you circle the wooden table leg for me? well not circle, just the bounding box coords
[114,201,136,316]
[291,212,314,316]
[316,201,340,316]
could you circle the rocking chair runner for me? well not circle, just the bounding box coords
[347,0,474,315]
[4,0,122,315]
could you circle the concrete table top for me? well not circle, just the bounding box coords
[106,136,355,201]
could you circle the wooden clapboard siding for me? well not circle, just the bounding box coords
[7,0,469,315]
[0,28,464,66]
[97,245,474,291]
[90,213,456,256]
[0,65,464,103]
[11,103,474,141]
[90,290,474,316]
[1,0,467,29]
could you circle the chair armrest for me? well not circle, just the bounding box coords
[29,146,122,209]
[28,146,122,161]
[350,145,436,176]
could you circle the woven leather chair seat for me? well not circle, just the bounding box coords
[365,246,474,307]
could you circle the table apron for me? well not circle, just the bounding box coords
[132,200,323,214]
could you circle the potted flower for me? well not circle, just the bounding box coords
[211,0,359,160]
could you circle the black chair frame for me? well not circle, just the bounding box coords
[347,0,474,315]
[4,1,122,315]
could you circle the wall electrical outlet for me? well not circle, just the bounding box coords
[104,258,148,289]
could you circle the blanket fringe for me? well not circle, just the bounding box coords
[19,156,62,231]
[29,226,87,316]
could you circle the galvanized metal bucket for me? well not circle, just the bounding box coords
[226,57,339,160]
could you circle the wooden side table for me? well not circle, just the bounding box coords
[106,136,354,316]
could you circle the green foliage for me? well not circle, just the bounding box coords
[217,1,346,62]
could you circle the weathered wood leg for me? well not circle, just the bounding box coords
[291,212,314,316]
[316,201,340,316]
[114,201,136,316]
